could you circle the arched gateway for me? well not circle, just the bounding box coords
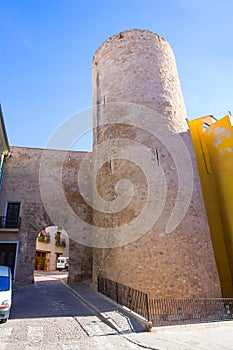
[0,146,93,285]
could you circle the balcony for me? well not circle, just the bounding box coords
[0,216,21,231]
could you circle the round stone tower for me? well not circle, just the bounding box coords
[92,29,187,135]
[91,29,221,298]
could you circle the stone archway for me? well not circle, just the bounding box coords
[0,146,93,286]
[15,204,53,284]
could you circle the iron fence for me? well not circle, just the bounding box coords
[97,276,233,327]
[149,298,233,326]
[97,276,149,320]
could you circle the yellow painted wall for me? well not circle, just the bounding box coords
[189,115,233,297]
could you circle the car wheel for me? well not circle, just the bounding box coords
[0,318,7,324]
[59,269,62,271]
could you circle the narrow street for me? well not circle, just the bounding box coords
[0,272,145,350]
[1,272,233,350]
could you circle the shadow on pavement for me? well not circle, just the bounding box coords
[10,278,98,320]
[9,275,145,333]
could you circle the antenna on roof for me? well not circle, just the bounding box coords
[228,110,232,116]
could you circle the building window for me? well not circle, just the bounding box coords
[5,202,20,228]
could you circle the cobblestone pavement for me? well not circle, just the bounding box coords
[0,317,149,350]
[0,272,149,350]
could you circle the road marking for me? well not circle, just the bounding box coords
[27,326,43,343]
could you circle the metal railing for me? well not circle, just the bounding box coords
[0,216,21,229]
[98,276,233,327]
[98,276,150,320]
[149,298,233,326]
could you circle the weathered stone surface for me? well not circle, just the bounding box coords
[0,29,222,299]
[91,29,221,298]
[0,146,93,285]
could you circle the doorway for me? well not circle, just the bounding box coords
[0,242,18,279]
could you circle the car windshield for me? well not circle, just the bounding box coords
[0,276,9,291]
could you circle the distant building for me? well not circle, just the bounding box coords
[35,226,69,271]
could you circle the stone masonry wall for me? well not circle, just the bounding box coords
[0,146,93,285]
[91,30,222,298]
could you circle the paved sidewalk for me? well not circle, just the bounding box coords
[65,280,233,350]
[130,321,233,350]
[65,280,146,334]
[34,272,233,349]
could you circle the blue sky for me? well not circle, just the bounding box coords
[1,0,233,150]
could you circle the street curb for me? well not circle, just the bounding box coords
[150,319,233,333]
[61,281,160,350]
[61,280,121,333]
[61,280,150,333]
[93,288,152,331]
